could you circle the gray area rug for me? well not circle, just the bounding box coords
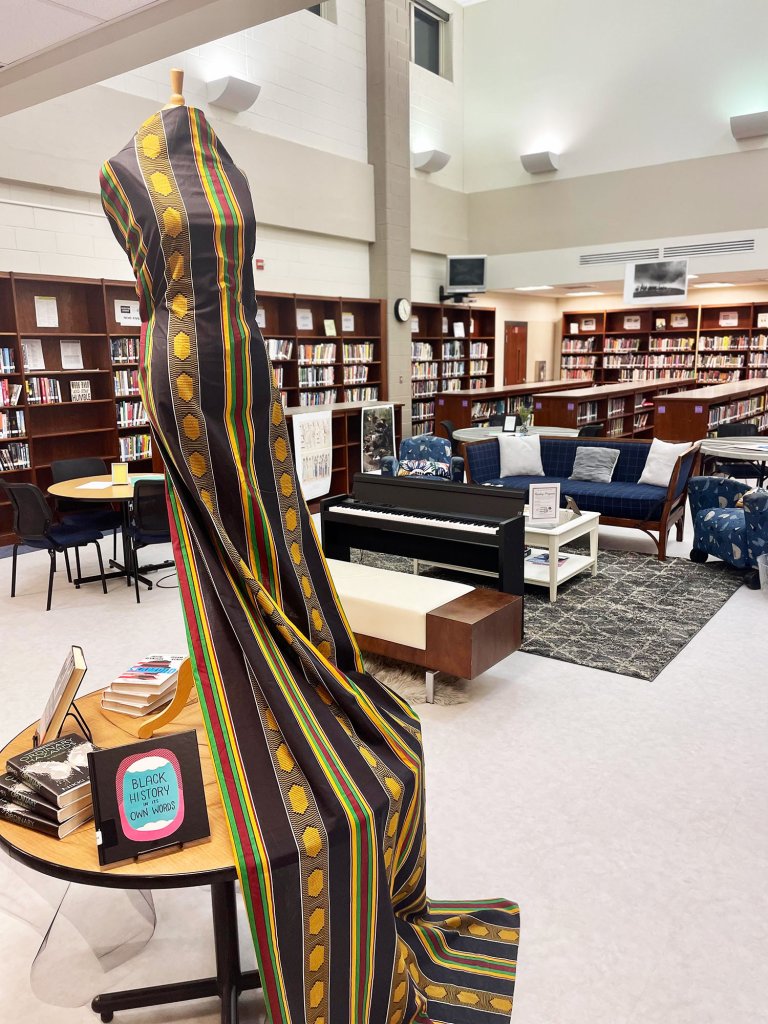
[351,549,745,681]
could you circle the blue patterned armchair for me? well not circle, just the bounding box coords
[688,476,768,586]
[381,435,464,482]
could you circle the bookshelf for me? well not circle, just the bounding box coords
[561,302,768,386]
[0,274,389,545]
[532,378,698,440]
[652,378,768,441]
[410,302,496,435]
[258,293,386,409]
[435,380,591,432]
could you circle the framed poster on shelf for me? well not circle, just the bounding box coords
[361,404,395,474]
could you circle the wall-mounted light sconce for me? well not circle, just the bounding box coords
[412,149,451,173]
[730,111,768,140]
[207,75,261,113]
[520,151,559,174]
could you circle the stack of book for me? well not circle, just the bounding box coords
[0,733,96,838]
[101,655,185,718]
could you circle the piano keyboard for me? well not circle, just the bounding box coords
[329,503,500,535]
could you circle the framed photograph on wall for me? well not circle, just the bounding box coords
[623,258,688,305]
[361,404,395,474]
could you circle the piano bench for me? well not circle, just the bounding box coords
[327,559,522,702]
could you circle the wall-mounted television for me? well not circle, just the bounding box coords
[445,255,487,296]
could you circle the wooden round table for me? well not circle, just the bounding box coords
[47,474,170,591]
[0,690,259,1022]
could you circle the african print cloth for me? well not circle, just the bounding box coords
[100,105,519,1024]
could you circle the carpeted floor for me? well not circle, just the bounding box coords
[353,548,745,681]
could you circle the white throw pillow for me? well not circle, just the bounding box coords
[498,433,545,477]
[638,438,691,488]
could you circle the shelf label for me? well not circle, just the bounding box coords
[567,403,574,410]
[462,400,468,407]
[658,405,665,414]
[694,405,703,414]
[535,402,542,410]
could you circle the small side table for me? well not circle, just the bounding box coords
[523,508,600,601]
[0,691,258,1024]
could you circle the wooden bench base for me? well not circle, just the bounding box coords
[354,589,523,702]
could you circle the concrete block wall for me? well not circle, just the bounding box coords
[106,0,367,164]
[0,181,371,296]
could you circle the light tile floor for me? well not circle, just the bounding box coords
[0,521,766,1024]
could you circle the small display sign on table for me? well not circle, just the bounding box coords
[528,482,561,528]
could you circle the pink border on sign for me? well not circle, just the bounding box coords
[116,748,185,843]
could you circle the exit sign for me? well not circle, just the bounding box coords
[255,259,265,271]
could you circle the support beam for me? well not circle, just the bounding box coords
[0,0,309,116]
[366,0,413,435]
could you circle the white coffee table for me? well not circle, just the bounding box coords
[524,507,600,602]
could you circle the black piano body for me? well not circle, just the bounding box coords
[320,474,526,596]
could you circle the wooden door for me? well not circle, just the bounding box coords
[504,321,528,384]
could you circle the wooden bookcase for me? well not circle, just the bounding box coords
[435,380,592,432]
[258,293,386,409]
[561,302,768,386]
[533,378,699,440]
[411,302,496,435]
[652,377,768,441]
[0,273,389,545]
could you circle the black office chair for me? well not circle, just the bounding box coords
[439,419,460,456]
[0,480,107,611]
[51,457,122,559]
[578,424,603,437]
[125,480,172,603]
[711,423,766,485]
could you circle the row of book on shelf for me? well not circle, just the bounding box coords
[0,408,25,438]
[266,339,378,364]
[110,337,140,363]
[119,433,152,461]
[0,441,30,470]
[0,346,16,374]
[564,334,768,354]
[116,399,148,428]
[25,378,93,404]
[114,368,140,396]
[296,387,380,406]
[411,341,490,360]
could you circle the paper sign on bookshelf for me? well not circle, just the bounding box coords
[70,380,91,402]
[442,317,449,334]
[114,299,141,327]
[34,295,58,328]
[296,308,314,331]
[21,339,45,370]
[670,312,689,328]
[60,340,83,370]
[410,316,419,334]
[292,408,332,500]
[758,313,768,329]
[255,306,266,329]
[453,322,466,339]
[581,318,597,332]
[719,311,739,327]
[623,315,641,330]
[323,318,337,337]
[341,312,355,333]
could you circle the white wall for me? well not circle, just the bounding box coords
[485,291,560,386]
[464,0,768,193]
[410,0,465,192]
[411,250,445,303]
[105,0,368,164]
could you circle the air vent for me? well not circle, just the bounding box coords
[579,247,660,266]
[663,239,755,258]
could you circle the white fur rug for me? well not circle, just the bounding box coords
[362,653,468,705]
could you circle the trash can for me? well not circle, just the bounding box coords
[758,553,768,595]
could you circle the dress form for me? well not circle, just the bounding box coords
[163,68,185,109]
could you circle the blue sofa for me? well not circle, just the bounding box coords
[464,436,699,560]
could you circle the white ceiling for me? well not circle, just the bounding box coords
[0,0,161,67]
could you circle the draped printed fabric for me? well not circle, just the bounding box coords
[100,105,519,1024]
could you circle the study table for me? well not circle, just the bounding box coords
[47,474,171,591]
[452,425,579,443]
[0,690,256,1023]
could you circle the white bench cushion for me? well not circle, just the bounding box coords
[326,559,473,650]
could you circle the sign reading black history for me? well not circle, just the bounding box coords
[88,731,209,866]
